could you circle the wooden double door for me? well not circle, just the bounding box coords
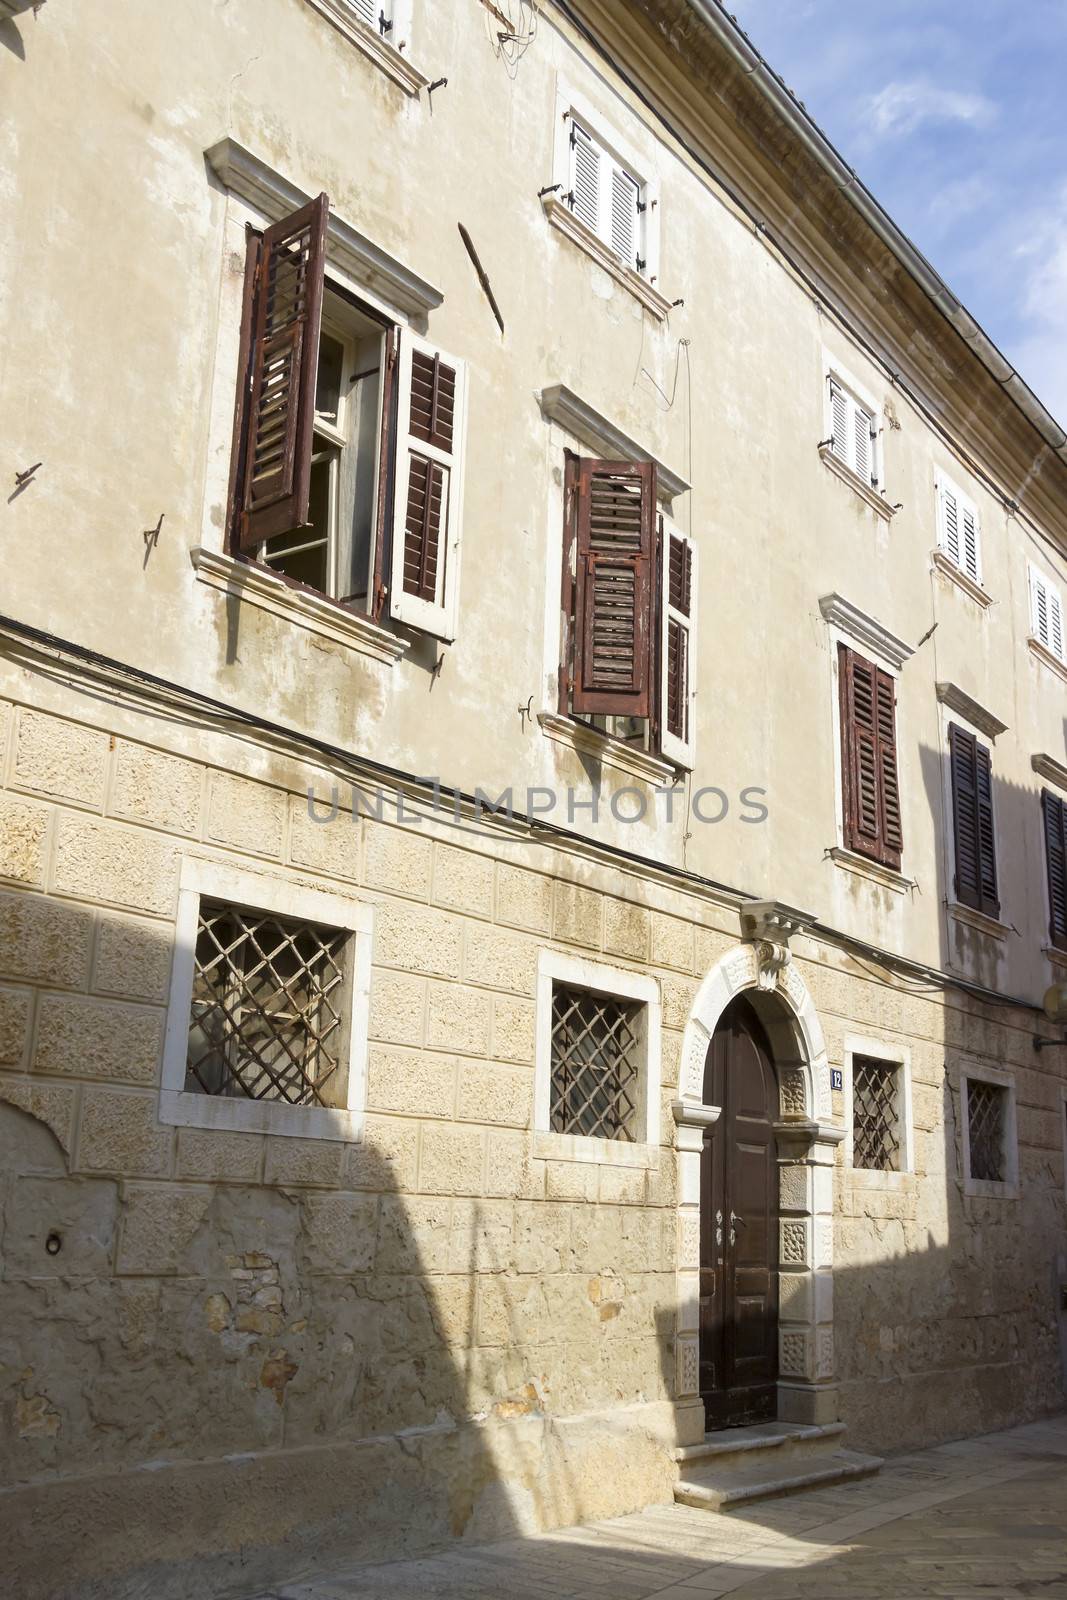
[699,997,779,1428]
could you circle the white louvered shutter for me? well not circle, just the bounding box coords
[570,122,601,236]
[389,330,467,641]
[610,165,640,270]
[854,405,873,485]
[350,0,379,25]
[940,482,961,566]
[1029,566,1065,660]
[659,514,698,768]
[829,379,849,466]
[961,504,980,583]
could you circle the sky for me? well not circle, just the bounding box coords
[726,0,1067,429]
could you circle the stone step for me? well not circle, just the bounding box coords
[674,1447,884,1512]
[674,1420,847,1470]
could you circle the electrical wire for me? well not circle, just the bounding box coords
[0,612,1045,1017]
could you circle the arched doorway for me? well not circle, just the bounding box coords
[673,936,842,1447]
[700,997,779,1427]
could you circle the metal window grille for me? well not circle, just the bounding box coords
[550,984,642,1141]
[967,1079,1008,1182]
[186,898,350,1106]
[851,1056,901,1171]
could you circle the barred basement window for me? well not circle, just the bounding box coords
[187,899,351,1107]
[550,983,642,1141]
[966,1078,1008,1183]
[851,1056,902,1171]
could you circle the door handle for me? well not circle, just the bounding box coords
[715,1208,723,1250]
[729,1211,745,1245]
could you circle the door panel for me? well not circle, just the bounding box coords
[699,997,779,1429]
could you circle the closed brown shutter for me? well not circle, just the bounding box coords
[572,459,656,717]
[659,513,698,767]
[402,350,457,601]
[838,644,902,870]
[949,724,999,918]
[1041,789,1067,950]
[234,194,329,553]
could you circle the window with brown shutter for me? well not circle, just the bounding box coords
[227,201,467,634]
[838,644,902,870]
[564,459,656,719]
[1042,789,1067,951]
[948,723,999,919]
[388,330,467,640]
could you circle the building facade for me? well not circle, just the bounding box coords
[2,0,1067,1595]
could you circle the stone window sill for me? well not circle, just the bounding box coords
[948,902,1009,941]
[1028,635,1067,684]
[962,1177,1019,1201]
[818,444,896,521]
[192,547,408,666]
[931,548,993,609]
[159,1087,364,1142]
[538,712,678,787]
[303,0,429,95]
[827,847,911,894]
[845,1167,915,1189]
[542,196,674,321]
[531,1129,660,1168]
[1044,944,1067,971]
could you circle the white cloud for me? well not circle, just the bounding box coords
[866,79,997,137]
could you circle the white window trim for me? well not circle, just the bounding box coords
[819,594,912,880]
[160,857,373,1142]
[534,949,661,1165]
[1027,561,1066,666]
[959,1061,1019,1199]
[544,77,670,321]
[934,469,986,594]
[820,354,891,517]
[302,0,427,96]
[843,1036,913,1181]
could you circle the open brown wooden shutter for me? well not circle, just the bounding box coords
[949,724,999,918]
[839,645,901,869]
[1041,789,1067,950]
[389,331,467,640]
[572,459,656,717]
[235,194,328,553]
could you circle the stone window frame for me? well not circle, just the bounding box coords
[160,856,373,1142]
[533,948,661,1167]
[302,0,428,97]
[959,1060,1019,1200]
[843,1035,913,1184]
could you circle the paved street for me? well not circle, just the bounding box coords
[248,1415,1067,1600]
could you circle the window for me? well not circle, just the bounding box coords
[965,1078,1008,1182]
[534,950,661,1155]
[837,643,902,870]
[960,1067,1017,1196]
[161,859,373,1140]
[188,899,351,1106]
[936,474,982,587]
[551,984,642,1141]
[567,118,645,276]
[827,375,879,489]
[302,0,424,96]
[948,724,999,920]
[1042,789,1067,952]
[228,195,467,641]
[851,1056,903,1172]
[1028,563,1065,663]
[558,455,698,768]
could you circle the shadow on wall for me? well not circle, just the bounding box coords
[828,743,1067,1454]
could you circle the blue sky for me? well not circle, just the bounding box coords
[728,0,1067,428]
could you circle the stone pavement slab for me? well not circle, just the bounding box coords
[245,1416,1067,1600]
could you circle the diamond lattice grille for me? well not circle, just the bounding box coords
[852,1056,901,1171]
[186,899,349,1106]
[967,1079,1007,1182]
[550,984,641,1141]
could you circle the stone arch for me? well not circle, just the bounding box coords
[671,940,842,1443]
[677,941,832,1123]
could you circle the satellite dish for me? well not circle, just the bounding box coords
[1042,982,1067,1023]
